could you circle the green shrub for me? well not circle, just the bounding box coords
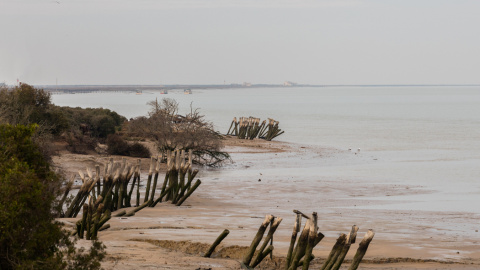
[128,142,151,158]
[106,134,129,155]
[0,124,106,269]
[106,134,151,158]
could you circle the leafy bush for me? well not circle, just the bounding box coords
[128,142,151,158]
[0,124,106,269]
[106,134,151,158]
[106,134,130,155]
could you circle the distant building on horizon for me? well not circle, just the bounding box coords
[283,81,297,87]
[243,82,252,87]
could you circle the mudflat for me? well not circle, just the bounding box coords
[55,137,480,269]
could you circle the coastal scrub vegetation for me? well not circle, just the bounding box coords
[0,83,126,154]
[0,124,106,269]
[106,133,151,158]
[126,98,230,166]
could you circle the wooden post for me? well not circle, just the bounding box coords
[86,198,93,240]
[112,209,126,217]
[242,215,274,266]
[79,203,88,239]
[285,213,302,270]
[227,118,235,135]
[144,157,155,203]
[252,217,283,267]
[92,203,103,239]
[128,160,140,205]
[302,212,318,270]
[175,179,201,206]
[59,175,74,216]
[151,185,173,207]
[136,164,141,207]
[250,245,274,268]
[95,165,101,199]
[331,225,359,270]
[298,255,315,268]
[320,234,347,270]
[149,157,161,203]
[204,229,230,258]
[348,230,375,270]
[288,217,313,270]
[97,209,111,229]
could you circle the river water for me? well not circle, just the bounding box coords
[52,86,480,214]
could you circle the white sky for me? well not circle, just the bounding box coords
[1,0,479,85]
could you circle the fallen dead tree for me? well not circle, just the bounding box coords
[227,116,284,141]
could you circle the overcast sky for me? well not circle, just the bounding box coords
[1,0,479,85]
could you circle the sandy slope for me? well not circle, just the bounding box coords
[55,137,480,269]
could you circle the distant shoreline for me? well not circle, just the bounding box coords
[34,83,480,93]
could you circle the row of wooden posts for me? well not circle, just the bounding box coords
[203,211,374,270]
[227,117,284,141]
[60,150,202,239]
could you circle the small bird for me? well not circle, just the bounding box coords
[357,148,361,152]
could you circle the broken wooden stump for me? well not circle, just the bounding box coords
[204,229,230,258]
[252,217,283,267]
[227,116,284,141]
[285,213,302,270]
[243,215,274,266]
[302,212,318,270]
[348,230,375,270]
[320,234,347,270]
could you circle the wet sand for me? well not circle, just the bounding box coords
[55,137,480,269]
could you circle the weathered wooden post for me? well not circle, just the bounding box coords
[252,217,283,267]
[242,215,274,266]
[149,157,161,203]
[204,229,230,258]
[288,217,313,270]
[285,213,302,270]
[320,233,347,270]
[331,225,359,270]
[348,230,375,270]
[144,157,155,203]
[250,245,274,268]
[175,179,201,206]
[302,212,318,270]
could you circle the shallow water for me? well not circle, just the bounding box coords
[52,86,480,214]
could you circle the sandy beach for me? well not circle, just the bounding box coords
[55,137,480,269]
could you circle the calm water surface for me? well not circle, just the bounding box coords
[52,86,480,213]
